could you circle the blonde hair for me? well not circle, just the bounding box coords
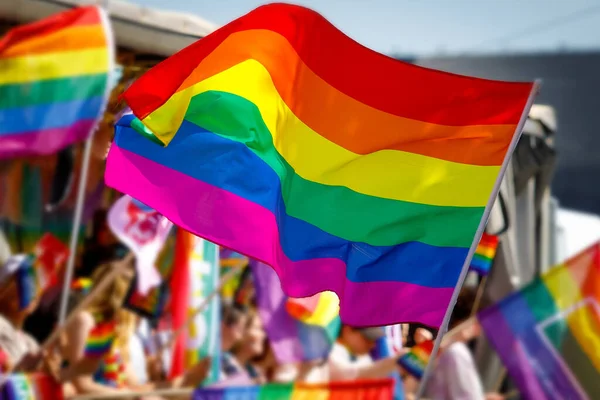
[84,262,135,362]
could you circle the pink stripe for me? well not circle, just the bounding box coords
[106,145,451,327]
[0,119,95,159]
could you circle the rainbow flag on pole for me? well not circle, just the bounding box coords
[0,6,113,159]
[105,3,536,327]
[469,233,499,275]
[479,242,600,399]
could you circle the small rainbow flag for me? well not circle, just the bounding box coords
[84,319,117,358]
[0,5,113,159]
[105,3,535,327]
[479,242,600,400]
[469,233,499,276]
[193,379,394,400]
[0,373,63,400]
[71,277,93,295]
[397,340,434,379]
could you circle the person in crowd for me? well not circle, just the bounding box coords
[227,309,267,383]
[220,303,248,379]
[58,263,210,397]
[293,325,407,383]
[0,255,43,371]
[424,288,504,400]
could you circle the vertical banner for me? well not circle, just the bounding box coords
[185,236,221,384]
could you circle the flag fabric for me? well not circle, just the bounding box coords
[12,233,68,309]
[193,379,394,400]
[107,195,173,294]
[469,233,499,276]
[219,248,247,302]
[105,3,535,327]
[397,340,434,379]
[478,242,600,400]
[252,260,340,363]
[184,235,221,385]
[0,6,114,159]
[0,373,63,400]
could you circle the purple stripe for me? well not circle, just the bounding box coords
[0,119,96,159]
[479,306,548,400]
[106,145,451,327]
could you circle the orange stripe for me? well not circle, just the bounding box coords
[173,29,516,166]
[1,25,106,57]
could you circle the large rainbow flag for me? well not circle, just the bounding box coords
[0,6,113,159]
[105,3,536,327]
[194,379,394,400]
[478,242,600,399]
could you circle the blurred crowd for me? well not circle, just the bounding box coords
[0,217,505,400]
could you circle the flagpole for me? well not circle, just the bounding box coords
[415,80,540,399]
[57,5,116,326]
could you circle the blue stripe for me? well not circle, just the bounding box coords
[470,258,491,274]
[115,116,468,287]
[0,96,104,135]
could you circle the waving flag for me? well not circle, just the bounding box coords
[105,3,536,327]
[469,233,499,276]
[0,6,114,159]
[479,242,600,399]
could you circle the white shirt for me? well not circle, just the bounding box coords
[425,342,485,400]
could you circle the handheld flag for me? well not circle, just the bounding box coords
[469,233,499,276]
[0,6,113,158]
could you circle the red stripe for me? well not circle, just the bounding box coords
[124,3,533,127]
[0,6,101,53]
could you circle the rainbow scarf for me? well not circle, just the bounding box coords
[84,318,117,359]
[397,340,433,379]
[105,3,535,327]
[479,242,600,399]
[469,233,499,276]
[194,379,394,399]
[0,373,63,400]
[0,5,113,159]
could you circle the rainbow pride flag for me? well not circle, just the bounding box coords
[194,379,394,400]
[469,233,499,275]
[478,242,600,399]
[0,373,63,400]
[397,340,434,379]
[105,3,536,327]
[0,5,113,159]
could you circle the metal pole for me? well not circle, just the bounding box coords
[57,136,95,326]
[415,80,541,399]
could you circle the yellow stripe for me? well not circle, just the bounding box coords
[142,60,500,207]
[475,245,496,259]
[543,265,600,372]
[543,265,580,311]
[0,48,109,85]
[566,304,600,373]
[302,292,339,326]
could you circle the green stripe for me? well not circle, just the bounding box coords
[0,74,107,109]
[180,90,482,248]
[258,383,294,400]
[522,280,562,346]
[473,254,492,262]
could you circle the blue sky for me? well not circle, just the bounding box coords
[131,0,600,55]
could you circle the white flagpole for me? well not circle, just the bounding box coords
[415,80,541,399]
[57,5,116,326]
